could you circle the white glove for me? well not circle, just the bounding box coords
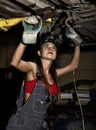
[65,25,83,47]
[22,15,42,44]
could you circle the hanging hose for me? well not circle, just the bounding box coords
[72,70,86,130]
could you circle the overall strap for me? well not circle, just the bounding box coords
[16,81,24,109]
[36,65,42,81]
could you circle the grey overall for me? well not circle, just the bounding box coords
[6,67,51,130]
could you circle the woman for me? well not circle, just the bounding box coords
[6,32,80,130]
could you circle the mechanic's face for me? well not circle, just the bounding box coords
[38,42,57,61]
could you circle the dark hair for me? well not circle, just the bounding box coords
[35,50,58,93]
[36,56,59,102]
[40,32,59,48]
[37,54,56,79]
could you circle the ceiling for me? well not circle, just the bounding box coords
[0,0,96,49]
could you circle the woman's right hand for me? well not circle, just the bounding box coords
[22,15,42,45]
